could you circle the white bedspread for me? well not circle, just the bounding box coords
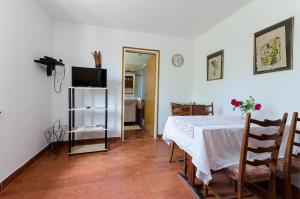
[163,115,292,184]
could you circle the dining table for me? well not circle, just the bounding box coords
[163,115,295,186]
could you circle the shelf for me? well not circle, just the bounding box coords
[69,107,107,111]
[68,84,108,155]
[69,87,107,90]
[69,143,107,155]
[69,126,107,133]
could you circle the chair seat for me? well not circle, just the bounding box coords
[291,173,300,188]
[227,164,271,183]
[276,158,300,188]
[276,158,300,178]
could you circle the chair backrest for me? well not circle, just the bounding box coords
[191,102,214,116]
[238,113,288,186]
[171,102,214,116]
[170,102,192,116]
[283,112,300,198]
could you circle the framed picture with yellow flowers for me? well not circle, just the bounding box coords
[254,17,294,75]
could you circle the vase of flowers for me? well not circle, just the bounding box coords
[231,96,262,119]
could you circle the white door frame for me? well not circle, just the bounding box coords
[121,46,160,141]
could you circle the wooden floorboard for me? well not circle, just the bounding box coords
[0,139,263,199]
[124,129,153,140]
[0,139,196,199]
[0,144,50,193]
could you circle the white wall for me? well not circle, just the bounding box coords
[0,0,53,182]
[52,22,194,137]
[193,0,299,119]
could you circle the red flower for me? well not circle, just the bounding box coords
[235,101,241,107]
[255,103,262,110]
[231,99,237,106]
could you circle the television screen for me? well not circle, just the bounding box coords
[72,67,107,87]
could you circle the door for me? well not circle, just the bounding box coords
[144,55,156,137]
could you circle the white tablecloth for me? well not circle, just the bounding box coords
[163,115,292,184]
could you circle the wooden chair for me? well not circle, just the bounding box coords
[191,102,214,116]
[205,113,288,199]
[170,102,192,116]
[277,112,300,199]
[169,102,214,163]
[228,113,288,199]
[169,103,192,163]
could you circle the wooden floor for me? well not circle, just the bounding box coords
[124,129,153,140]
[0,139,260,199]
[0,139,197,199]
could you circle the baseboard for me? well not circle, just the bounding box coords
[0,144,50,192]
[0,137,121,192]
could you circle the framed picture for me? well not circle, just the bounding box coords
[254,17,294,74]
[207,50,224,81]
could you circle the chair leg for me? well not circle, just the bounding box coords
[284,178,292,199]
[203,184,208,198]
[237,181,244,199]
[184,151,187,175]
[269,175,276,199]
[169,141,175,163]
[232,180,238,192]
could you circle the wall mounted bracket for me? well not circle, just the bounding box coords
[34,56,65,76]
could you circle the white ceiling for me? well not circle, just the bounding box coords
[30,0,253,38]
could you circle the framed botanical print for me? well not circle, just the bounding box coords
[254,17,294,74]
[207,50,224,81]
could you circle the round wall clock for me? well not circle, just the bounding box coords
[172,54,184,67]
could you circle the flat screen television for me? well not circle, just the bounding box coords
[72,67,107,88]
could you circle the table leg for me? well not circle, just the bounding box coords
[178,153,205,199]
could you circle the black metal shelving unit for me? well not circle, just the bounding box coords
[68,87,108,155]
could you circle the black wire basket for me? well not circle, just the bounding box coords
[44,120,67,154]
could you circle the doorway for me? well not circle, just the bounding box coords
[121,47,160,141]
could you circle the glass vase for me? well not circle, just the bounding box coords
[241,110,251,119]
[241,111,246,120]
